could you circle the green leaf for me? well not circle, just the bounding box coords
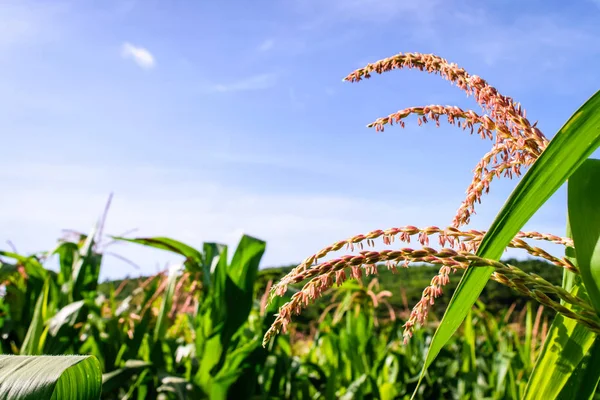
[460,309,476,373]
[0,260,18,282]
[528,157,600,399]
[154,264,181,343]
[51,242,79,287]
[568,159,600,312]
[524,210,598,398]
[47,300,86,337]
[21,278,50,355]
[506,159,600,398]
[0,251,47,281]
[202,242,227,293]
[114,236,203,273]
[415,89,600,394]
[221,235,266,338]
[557,337,600,399]
[526,313,597,398]
[71,226,101,302]
[196,235,266,398]
[0,355,102,400]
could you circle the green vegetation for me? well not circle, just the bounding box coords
[0,229,564,399]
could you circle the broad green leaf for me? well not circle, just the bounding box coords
[0,355,102,400]
[154,264,181,343]
[526,313,597,398]
[71,226,101,302]
[196,235,266,398]
[21,278,50,355]
[0,260,18,281]
[415,89,600,394]
[542,158,600,399]
[203,242,227,293]
[524,226,596,397]
[51,242,78,287]
[114,236,203,273]
[557,337,600,399]
[516,161,600,399]
[460,309,476,374]
[0,251,47,281]
[379,382,398,400]
[47,300,86,337]
[221,235,266,339]
[569,159,600,311]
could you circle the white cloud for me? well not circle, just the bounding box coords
[212,73,277,92]
[258,39,275,52]
[121,42,155,69]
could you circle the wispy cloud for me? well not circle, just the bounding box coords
[0,161,564,280]
[464,15,599,67]
[292,0,441,29]
[211,73,277,92]
[121,42,155,69]
[329,0,440,22]
[0,2,66,50]
[0,162,459,279]
[258,39,275,52]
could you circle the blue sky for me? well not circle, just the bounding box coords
[1,0,600,280]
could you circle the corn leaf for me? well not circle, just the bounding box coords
[569,159,600,312]
[20,278,50,355]
[154,264,181,343]
[47,300,86,337]
[557,338,600,399]
[524,294,597,397]
[196,235,266,399]
[51,242,79,287]
[71,226,101,302]
[114,236,203,273]
[524,167,600,399]
[0,251,47,281]
[0,355,102,400]
[414,89,600,396]
[202,242,227,294]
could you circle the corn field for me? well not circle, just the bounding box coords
[0,227,563,399]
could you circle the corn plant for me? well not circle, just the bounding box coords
[0,355,102,399]
[0,222,281,399]
[1,225,560,399]
[113,233,271,399]
[265,51,600,398]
